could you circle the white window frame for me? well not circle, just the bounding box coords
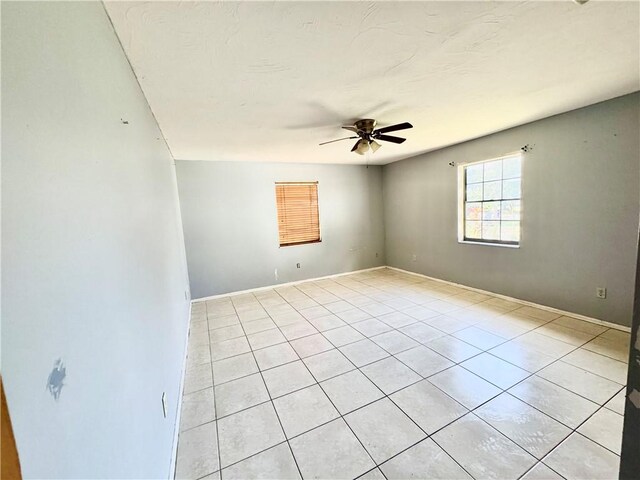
[457,152,523,248]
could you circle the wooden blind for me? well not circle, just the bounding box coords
[275,182,320,246]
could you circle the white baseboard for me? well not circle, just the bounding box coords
[168,301,192,480]
[387,266,631,333]
[175,262,630,476]
[191,266,387,303]
[190,264,630,333]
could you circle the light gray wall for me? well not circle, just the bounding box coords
[2,2,190,478]
[383,92,640,327]
[176,161,385,298]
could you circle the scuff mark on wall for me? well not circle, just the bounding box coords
[46,359,66,401]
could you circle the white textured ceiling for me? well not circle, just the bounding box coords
[105,1,639,165]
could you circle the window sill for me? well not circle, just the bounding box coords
[458,240,520,249]
[279,240,322,248]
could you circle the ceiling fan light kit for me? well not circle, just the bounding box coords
[353,139,370,155]
[320,118,413,155]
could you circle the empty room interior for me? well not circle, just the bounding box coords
[3,1,640,479]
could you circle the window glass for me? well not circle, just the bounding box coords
[466,164,484,184]
[460,154,522,245]
[466,183,483,202]
[483,160,502,182]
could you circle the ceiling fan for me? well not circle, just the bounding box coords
[319,119,413,155]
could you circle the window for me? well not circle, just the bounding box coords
[458,154,522,246]
[275,182,320,247]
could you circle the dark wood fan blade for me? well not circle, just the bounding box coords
[376,135,406,144]
[319,136,358,146]
[375,122,413,134]
[351,140,362,152]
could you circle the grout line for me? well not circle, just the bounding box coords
[181,270,628,478]
[387,266,631,332]
[205,301,223,480]
[290,353,382,474]
[358,466,386,479]
[517,460,566,480]
[467,344,623,456]
[255,285,495,477]
[223,294,305,480]
[524,388,625,477]
[230,281,422,475]
[213,274,623,406]
[358,278,627,467]
[193,266,387,302]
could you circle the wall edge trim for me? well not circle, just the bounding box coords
[191,264,630,331]
[387,266,631,332]
[168,301,192,480]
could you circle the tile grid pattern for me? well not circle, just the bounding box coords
[220,289,383,477]
[206,303,223,477]
[222,297,304,478]
[189,284,616,476]
[427,329,623,479]
[246,319,383,478]
[367,318,624,479]
[176,268,629,480]
[218,286,413,478]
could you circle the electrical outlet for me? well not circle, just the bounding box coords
[296,263,301,269]
[274,268,279,280]
[596,287,607,299]
[375,252,379,258]
[411,254,417,262]
[184,290,189,301]
[161,392,168,418]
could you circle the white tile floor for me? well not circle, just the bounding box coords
[175,268,630,480]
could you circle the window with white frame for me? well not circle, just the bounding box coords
[459,154,522,246]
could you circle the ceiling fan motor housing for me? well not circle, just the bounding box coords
[319,119,412,154]
[354,119,377,137]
